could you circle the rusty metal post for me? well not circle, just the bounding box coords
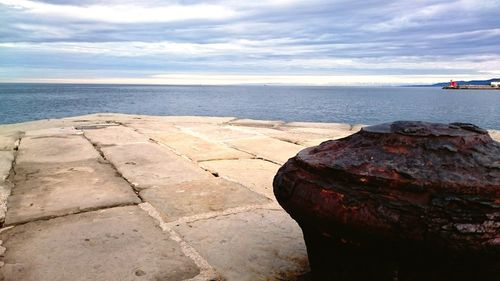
[274,121,499,281]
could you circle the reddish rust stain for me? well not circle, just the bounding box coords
[383,145,409,154]
[274,121,500,280]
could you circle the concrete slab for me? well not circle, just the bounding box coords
[0,151,14,182]
[140,178,270,222]
[199,159,281,200]
[233,126,337,147]
[16,135,100,164]
[124,117,235,132]
[156,116,235,124]
[177,124,261,142]
[5,160,140,225]
[0,206,200,281]
[101,143,212,190]
[0,119,69,136]
[226,136,305,164]
[282,126,352,137]
[65,113,156,126]
[173,209,309,281]
[229,118,284,128]
[285,121,353,130]
[24,127,82,137]
[150,131,252,162]
[259,125,353,147]
[74,123,120,131]
[83,126,149,146]
[125,121,179,134]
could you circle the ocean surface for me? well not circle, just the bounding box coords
[0,84,499,129]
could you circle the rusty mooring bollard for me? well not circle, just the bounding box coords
[274,121,499,281]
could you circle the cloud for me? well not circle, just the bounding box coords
[0,0,237,23]
[0,0,499,84]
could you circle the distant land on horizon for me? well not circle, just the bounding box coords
[408,78,500,87]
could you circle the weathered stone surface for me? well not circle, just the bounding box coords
[234,126,348,147]
[0,181,12,223]
[124,116,235,130]
[140,178,270,222]
[24,127,82,137]
[157,116,235,124]
[229,118,285,128]
[173,209,308,281]
[226,136,304,164]
[280,123,360,146]
[74,123,120,131]
[0,151,14,182]
[274,121,500,280]
[150,131,252,161]
[0,135,19,151]
[5,160,140,225]
[199,159,281,199]
[284,122,353,130]
[0,119,76,137]
[101,143,212,190]
[66,112,144,122]
[16,135,100,164]
[126,121,179,134]
[281,126,354,138]
[0,206,200,281]
[177,124,260,142]
[489,129,500,141]
[83,125,149,146]
[10,115,494,280]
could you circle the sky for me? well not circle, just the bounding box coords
[0,0,499,85]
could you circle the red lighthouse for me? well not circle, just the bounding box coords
[449,80,458,88]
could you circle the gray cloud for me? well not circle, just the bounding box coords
[0,0,499,84]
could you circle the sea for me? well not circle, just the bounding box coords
[0,84,499,129]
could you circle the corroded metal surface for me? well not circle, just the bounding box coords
[274,121,500,280]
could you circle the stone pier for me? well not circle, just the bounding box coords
[0,114,497,281]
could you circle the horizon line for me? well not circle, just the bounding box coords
[1,73,495,87]
[0,81,442,87]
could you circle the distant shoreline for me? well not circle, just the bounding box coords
[0,82,439,87]
[443,86,500,90]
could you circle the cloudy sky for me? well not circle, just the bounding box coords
[0,0,499,85]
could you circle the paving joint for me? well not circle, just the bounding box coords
[120,123,201,164]
[4,202,140,227]
[81,129,144,199]
[167,202,281,226]
[139,202,221,281]
[220,144,260,159]
[147,136,224,176]
[1,136,22,227]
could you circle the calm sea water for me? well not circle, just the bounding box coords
[0,84,499,129]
